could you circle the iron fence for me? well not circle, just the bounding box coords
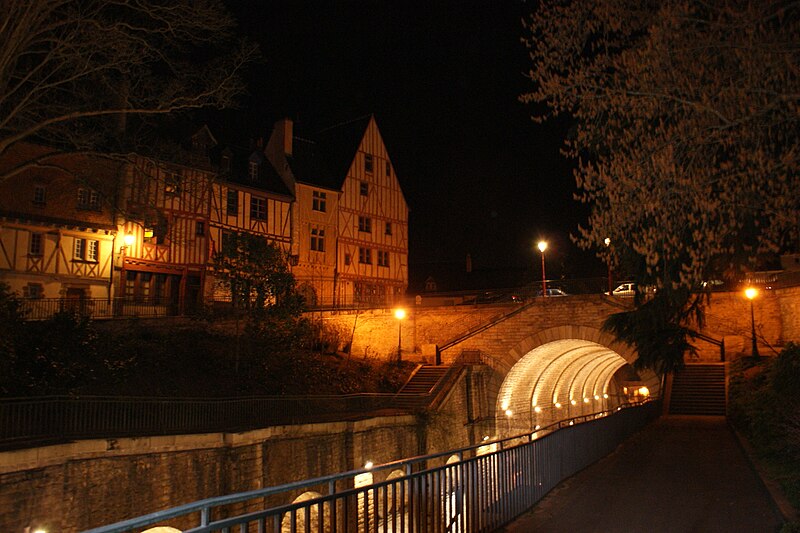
[18,297,180,320]
[83,400,660,533]
[0,393,430,449]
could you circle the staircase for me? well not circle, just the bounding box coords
[668,363,727,415]
[393,365,451,410]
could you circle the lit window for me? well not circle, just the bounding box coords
[364,154,373,173]
[358,247,372,264]
[250,197,267,220]
[29,233,43,256]
[358,216,372,233]
[311,227,325,252]
[360,181,369,196]
[33,185,46,205]
[87,240,99,262]
[73,238,84,260]
[385,222,392,236]
[378,250,389,267]
[226,190,238,215]
[312,190,327,212]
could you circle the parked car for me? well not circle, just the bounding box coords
[605,283,634,297]
[536,287,568,297]
[605,282,656,297]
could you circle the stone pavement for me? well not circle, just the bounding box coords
[499,416,787,533]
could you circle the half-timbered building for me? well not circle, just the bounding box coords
[117,152,214,315]
[267,115,408,306]
[0,144,119,307]
[207,142,293,301]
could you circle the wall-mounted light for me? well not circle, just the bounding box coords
[364,461,373,470]
[123,233,135,246]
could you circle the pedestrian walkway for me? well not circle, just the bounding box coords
[500,416,786,533]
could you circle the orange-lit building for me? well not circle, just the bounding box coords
[266,115,408,306]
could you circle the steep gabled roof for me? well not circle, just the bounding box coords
[287,115,373,190]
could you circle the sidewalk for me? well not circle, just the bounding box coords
[499,416,786,533]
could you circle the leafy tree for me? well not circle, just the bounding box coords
[522,1,800,372]
[213,232,304,314]
[0,0,258,183]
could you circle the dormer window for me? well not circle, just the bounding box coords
[220,153,231,173]
[249,161,259,180]
[33,185,46,206]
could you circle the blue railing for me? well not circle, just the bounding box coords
[83,399,660,533]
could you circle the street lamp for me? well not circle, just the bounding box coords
[394,308,406,363]
[604,237,613,294]
[537,240,548,296]
[745,287,759,358]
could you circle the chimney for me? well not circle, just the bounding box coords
[466,253,472,273]
[279,118,293,156]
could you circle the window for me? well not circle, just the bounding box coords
[249,161,259,180]
[358,216,372,233]
[311,227,325,252]
[220,154,231,173]
[312,190,327,212]
[33,185,46,205]
[77,188,100,210]
[29,233,43,256]
[196,221,205,236]
[386,161,392,176]
[220,231,233,255]
[87,240,99,262]
[23,283,44,299]
[360,181,369,196]
[344,253,351,265]
[378,250,390,267]
[364,154,373,173]
[385,222,392,236]
[251,197,267,220]
[73,238,99,261]
[226,190,238,215]
[358,247,372,264]
[164,174,181,195]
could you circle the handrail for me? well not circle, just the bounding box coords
[82,399,659,533]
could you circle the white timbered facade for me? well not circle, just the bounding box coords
[0,144,118,303]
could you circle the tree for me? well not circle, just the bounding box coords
[213,233,303,314]
[522,1,800,372]
[0,0,258,183]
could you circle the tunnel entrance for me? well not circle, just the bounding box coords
[495,334,660,436]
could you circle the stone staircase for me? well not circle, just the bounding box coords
[393,365,452,410]
[668,363,727,416]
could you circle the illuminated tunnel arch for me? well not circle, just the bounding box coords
[495,325,660,436]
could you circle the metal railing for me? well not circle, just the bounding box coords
[17,297,181,320]
[83,400,660,533]
[0,393,437,449]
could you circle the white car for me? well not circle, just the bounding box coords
[605,283,655,297]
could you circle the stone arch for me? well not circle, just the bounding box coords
[494,325,660,436]
[281,491,324,533]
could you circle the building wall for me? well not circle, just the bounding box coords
[336,118,409,306]
[0,144,119,299]
[292,183,339,305]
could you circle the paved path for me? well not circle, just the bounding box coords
[500,416,785,533]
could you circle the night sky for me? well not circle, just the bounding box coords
[223,1,603,280]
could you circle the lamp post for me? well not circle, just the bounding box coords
[394,308,406,364]
[604,237,613,294]
[745,287,759,358]
[537,240,548,296]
